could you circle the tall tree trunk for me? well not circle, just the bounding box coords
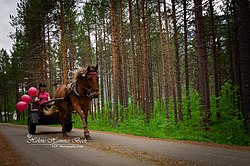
[157,51,163,102]
[15,73,20,121]
[232,0,241,112]
[110,0,119,127]
[141,0,150,123]
[157,0,169,121]
[95,23,98,64]
[99,37,104,116]
[128,0,137,107]
[120,0,128,109]
[104,15,112,110]
[94,21,99,115]
[148,30,154,113]
[194,0,211,127]
[163,0,177,124]
[3,67,7,122]
[100,5,105,117]
[136,0,143,108]
[183,0,191,118]
[118,44,123,110]
[209,0,220,119]
[103,15,112,112]
[172,0,183,121]
[42,24,46,83]
[226,0,234,83]
[87,24,92,65]
[60,0,67,84]
[47,23,52,89]
[39,23,45,83]
[69,21,76,73]
[235,0,250,132]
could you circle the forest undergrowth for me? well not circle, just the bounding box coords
[73,82,250,146]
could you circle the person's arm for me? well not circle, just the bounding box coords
[34,96,40,102]
[46,92,51,101]
[35,94,43,102]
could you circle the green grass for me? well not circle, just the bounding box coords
[9,118,28,125]
[71,105,250,146]
[72,83,250,146]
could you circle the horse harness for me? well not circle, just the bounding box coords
[65,71,98,100]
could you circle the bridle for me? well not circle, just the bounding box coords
[73,71,98,99]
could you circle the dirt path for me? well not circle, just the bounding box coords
[0,123,249,166]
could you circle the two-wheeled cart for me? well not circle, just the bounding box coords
[27,98,73,134]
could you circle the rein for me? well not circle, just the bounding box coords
[73,71,98,99]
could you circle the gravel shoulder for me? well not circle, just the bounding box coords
[0,130,23,166]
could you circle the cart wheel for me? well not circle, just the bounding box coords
[28,117,36,134]
[65,123,72,132]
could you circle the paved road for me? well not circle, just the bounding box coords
[0,123,249,166]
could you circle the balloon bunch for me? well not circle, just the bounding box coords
[16,87,38,112]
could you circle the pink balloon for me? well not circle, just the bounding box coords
[28,87,38,97]
[16,101,27,112]
[21,94,31,103]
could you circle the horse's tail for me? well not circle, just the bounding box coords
[43,105,58,115]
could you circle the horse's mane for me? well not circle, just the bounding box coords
[71,66,87,83]
[70,65,97,83]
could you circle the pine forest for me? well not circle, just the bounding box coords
[0,0,250,146]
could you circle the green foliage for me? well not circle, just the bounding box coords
[209,82,249,145]
[72,82,250,146]
[9,114,28,125]
[218,82,240,119]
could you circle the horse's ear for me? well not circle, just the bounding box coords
[95,64,98,71]
[87,66,90,71]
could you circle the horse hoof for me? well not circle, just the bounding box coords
[84,138,88,143]
[84,131,90,140]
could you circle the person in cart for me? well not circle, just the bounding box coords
[28,83,70,135]
[34,83,51,107]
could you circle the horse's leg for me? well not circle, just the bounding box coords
[62,109,71,136]
[58,106,67,137]
[64,110,71,124]
[83,109,90,138]
[81,103,91,139]
[74,105,89,139]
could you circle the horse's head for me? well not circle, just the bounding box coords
[84,64,99,98]
[72,64,99,99]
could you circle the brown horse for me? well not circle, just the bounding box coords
[44,65,99,139]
